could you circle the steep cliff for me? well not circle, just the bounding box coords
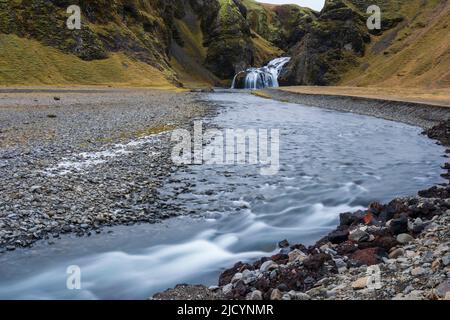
[280,0,450,88]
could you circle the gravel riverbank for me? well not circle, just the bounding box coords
[264,88,450,129]
[0,88,213,252]
[154,91,450,300]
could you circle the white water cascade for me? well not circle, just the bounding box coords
[231,57,291,89]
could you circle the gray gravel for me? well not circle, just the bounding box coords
[265,89,450,129]
[0,88,212,251]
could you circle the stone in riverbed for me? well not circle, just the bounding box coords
[349,229,370,243]
[278,239,289,248]
[288,249,307,263]
[350,247,382,266]
[397,233,414,244]
[340,211,364,226]
[270,288,283,300]
[260,260,278,273]
[389,248,405,259]
[327,229,349,244]
[288,291,311,300]
[389,216,408,235]
[411,267,425,276]
[222,283,233,296]
[352,277,368,290]
[247,290,263,300]
[434,281,450,298]
[442,255,450,266]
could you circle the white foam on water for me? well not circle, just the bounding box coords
[43,131,169,176]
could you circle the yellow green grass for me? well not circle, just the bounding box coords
[0,33,176,88]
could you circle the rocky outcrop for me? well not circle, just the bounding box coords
[0,0,284,85]
[279,0,372,86]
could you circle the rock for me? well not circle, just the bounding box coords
[233,280,247,298]
[6,245,16,251]
[434,281,450,298]
[29,185,42,193]
[340,211,364,226]
[282,294,291,300]
[411,267,425,276]
[350,248,382,266]
[222,283,233,296]
[431,259,441,270]
[333,258,347,269]
[231,273,243,283]
[260,260,278,273]
[397,233,414,244]
[278,239,289,248]
[270,288,283,300]
[53,97,61,101]
[270,253,289,264]
[247,290,263,300]
[409,218,424,233]
[389,248,405,259]
[349,229,370,243]
[327,229,349,244]
[303,253,331,270]
[241,269,256,285]
[445,292,450,300]
[288,249,307,263]
[442,255,450,266]
[288,291,311,300]
[389,216,408,235]
[352,277,368,290]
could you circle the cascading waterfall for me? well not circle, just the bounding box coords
[231,57,291,89]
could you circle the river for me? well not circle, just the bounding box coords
[0,91,445,299]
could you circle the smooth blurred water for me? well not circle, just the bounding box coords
[0,92,445,299]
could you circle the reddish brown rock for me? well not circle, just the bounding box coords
[270,253,289,265]
[303,253,331,271]
[350,247,383,266]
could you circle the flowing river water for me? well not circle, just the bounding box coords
[0,91,446,299]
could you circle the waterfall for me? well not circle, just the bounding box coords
[231,57,291,89]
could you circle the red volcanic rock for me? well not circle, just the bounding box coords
[270,253,289,265]
[219,262,253,286]
[336,240,358,255]
[303,253,331,271]
[350,248,383,266]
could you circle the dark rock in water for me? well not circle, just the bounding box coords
[389,216,408,235]
[339,211,364,226]
[278,239,289,248]
[327,229,349,244]
[350,247,384,266]
[219,262,253,286]
[419,186,450,199]
[378,206,397,222]
[53,96,61,101]
[368,202,383,216]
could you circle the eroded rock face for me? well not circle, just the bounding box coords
[279,0,370,86]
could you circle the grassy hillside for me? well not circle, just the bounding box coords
[340,0,450,89]
[0,33,175,88]
[0,0,287,87]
